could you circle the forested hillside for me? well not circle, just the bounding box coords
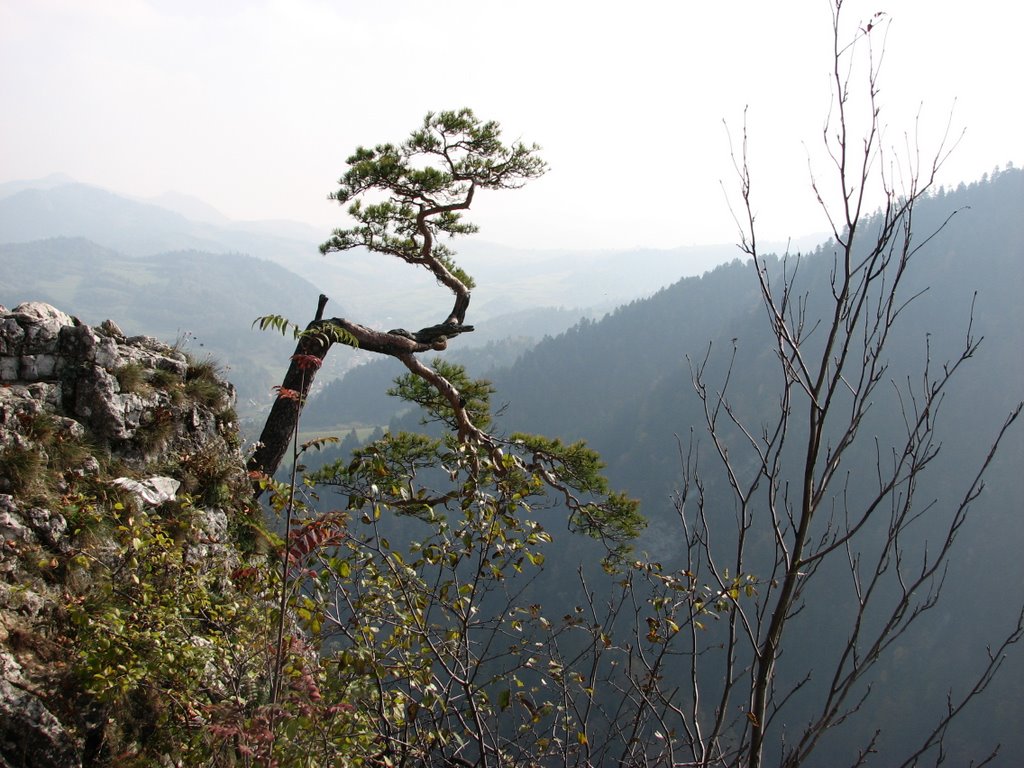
[467,167,1024,759]
[292,165,1024,764]
[489,169,1023,521]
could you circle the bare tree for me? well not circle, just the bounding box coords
[667,3,1024,766]
[483,4,1021,766]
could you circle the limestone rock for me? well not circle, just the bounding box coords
[0,302,252,767]
[112,476,181,506]
[0,676,82,768]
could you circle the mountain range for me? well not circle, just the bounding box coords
[0,176,749,415]
[0,176,739,326]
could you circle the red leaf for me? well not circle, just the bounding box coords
[291,354,323,371]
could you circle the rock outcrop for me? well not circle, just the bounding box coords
[0,302,255,768]
[1,301,235,452]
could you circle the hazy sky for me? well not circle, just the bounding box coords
[1,0,1019,250]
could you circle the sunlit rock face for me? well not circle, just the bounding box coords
[1,301,232,451]
[0,302,248,768]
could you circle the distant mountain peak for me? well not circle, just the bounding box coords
[0,173,78,200]
[143,190,231,225]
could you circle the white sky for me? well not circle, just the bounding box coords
[1,0,1019,250]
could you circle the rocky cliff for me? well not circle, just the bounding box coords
[0,302,265,767]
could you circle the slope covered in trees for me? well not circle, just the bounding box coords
[473,167,1024,759]
[493,170,1022,504]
